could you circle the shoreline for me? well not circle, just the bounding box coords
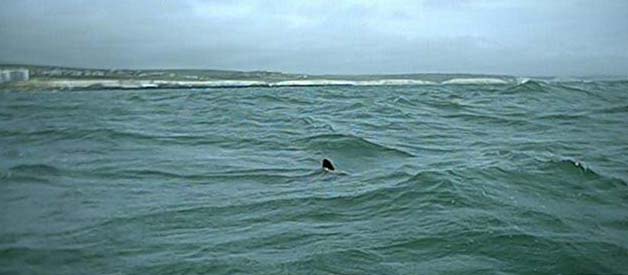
[0,78,513,91]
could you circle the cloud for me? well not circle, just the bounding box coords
[0,0,627,75]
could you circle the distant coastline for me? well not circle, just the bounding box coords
[0,63,519,91]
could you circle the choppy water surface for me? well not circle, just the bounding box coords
[1,81,628,274]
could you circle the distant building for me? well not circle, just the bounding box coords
[0,69,29,83]
[0,71,8,83]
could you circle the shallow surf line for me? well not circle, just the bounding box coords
[3,78,522,91]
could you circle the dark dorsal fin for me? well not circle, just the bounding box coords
[322,158,335,171]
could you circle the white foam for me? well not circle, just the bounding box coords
[47,80,119,88]
[272,79,436,86]
[153,80,266,87]
[355,79,436,86]
[272,80,356,86]
[33,77,506,90]
[442,78,509,85]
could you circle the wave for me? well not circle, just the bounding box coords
[272,80,355,86]
[592,104,628,114]
[544,159,597,176]
[503,79,550,93]
[8,163,61,175]
[513,78,599,93]
[535,112,588,120]
[2,163,63,183]
[0,127,226,147]
[443,111,531,126]
[0,127,158,143]
[539,159,627,187]
[441,78,510,85]
[296,133,416,173]
[7,78,528,91]
[555,83,595,94]
[157,79,439,87]
[108,168,209,181]
[103,167,319,185]
[298,133,415,158]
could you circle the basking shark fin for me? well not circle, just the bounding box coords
[322,158,335,171]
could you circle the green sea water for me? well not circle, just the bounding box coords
[1,81,627,274]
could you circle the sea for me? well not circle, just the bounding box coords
[1,80,627,274]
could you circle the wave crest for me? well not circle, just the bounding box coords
[299,133,415,158]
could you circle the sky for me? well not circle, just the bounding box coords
[1,0,627,76]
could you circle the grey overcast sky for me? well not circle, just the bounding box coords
[1,0,627,75]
